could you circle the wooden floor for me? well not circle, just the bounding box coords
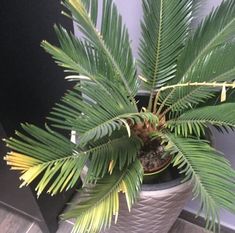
[0,205,219,233]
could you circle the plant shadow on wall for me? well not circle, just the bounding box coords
[3,0,235,232]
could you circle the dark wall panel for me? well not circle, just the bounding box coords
[0,0,73,135]
[0,2,76,232]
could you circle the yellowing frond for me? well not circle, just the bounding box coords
[19,165,45,189]
[4,124,87,196]
[120,119,131,137]
[68,0,85,15]
[108,160,115,174]
[120,180,131,212]
[4,152,41,170]
[62,161,143,233]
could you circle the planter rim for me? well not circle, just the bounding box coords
[136,91,150,96]
[71,131,191,197]
[141,178,191,194]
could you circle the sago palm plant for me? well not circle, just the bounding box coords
[4,0,235,232]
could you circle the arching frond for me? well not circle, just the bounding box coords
[49,81,137,130]
[4,124,141,196]
[163,134,235,232]
[79,111,158,146]
[158,42,235,114]
[177,0,235,84]
[160,0,235,110]
[139,0,193,92]
[4,124,84,196]
[62,0,138,97]
[166,103,235,137]
[62,160,143,233]
[42,25,113,86]
[85,133,142,183]
[49,81,158,145]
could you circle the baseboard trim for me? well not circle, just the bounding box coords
[179,210,234,233]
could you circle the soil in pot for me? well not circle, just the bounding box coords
[134,93,182,185]
[138,138,181,185]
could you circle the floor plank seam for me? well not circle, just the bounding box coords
[0,201,41,222]
[25,222,34,233]
[65,220,75,226]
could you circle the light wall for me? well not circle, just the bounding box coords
[181,0,235,230]
[74,0,235,229]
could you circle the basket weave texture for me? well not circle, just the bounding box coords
[103,182,192,233]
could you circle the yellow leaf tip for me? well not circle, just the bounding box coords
[221,85,227,102]
[138,75,147,82]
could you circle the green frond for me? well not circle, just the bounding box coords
[159,42,235,113]
[49,81,158,145]
[227,89,235,102]
[4,124,85,196]
[85,133,142,183]
[79,111,158,146]
[41,25,113,85]
[177,0,235,83]
[160,0,235,110]
[139,0,193,91]
[62,0,138,97]
[49,81,137,131]
[163,133,235,232]
[166,103,235,137]
[62,160,143,233]
[4,124,142,196]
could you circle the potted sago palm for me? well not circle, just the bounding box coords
[4,0,235,232]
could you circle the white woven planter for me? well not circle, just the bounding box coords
[71,132,192,233]
[104,180,192,233]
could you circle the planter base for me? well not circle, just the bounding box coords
[104,180,192,233]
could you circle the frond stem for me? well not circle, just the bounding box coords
[148,0,164,108]
[68,0,138,110]
[147,92,154,111]
[158,81,235,92]
[5,136,131,169]
[157,81,235,118]
[153,91,161,114]
[68,168,128,219]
